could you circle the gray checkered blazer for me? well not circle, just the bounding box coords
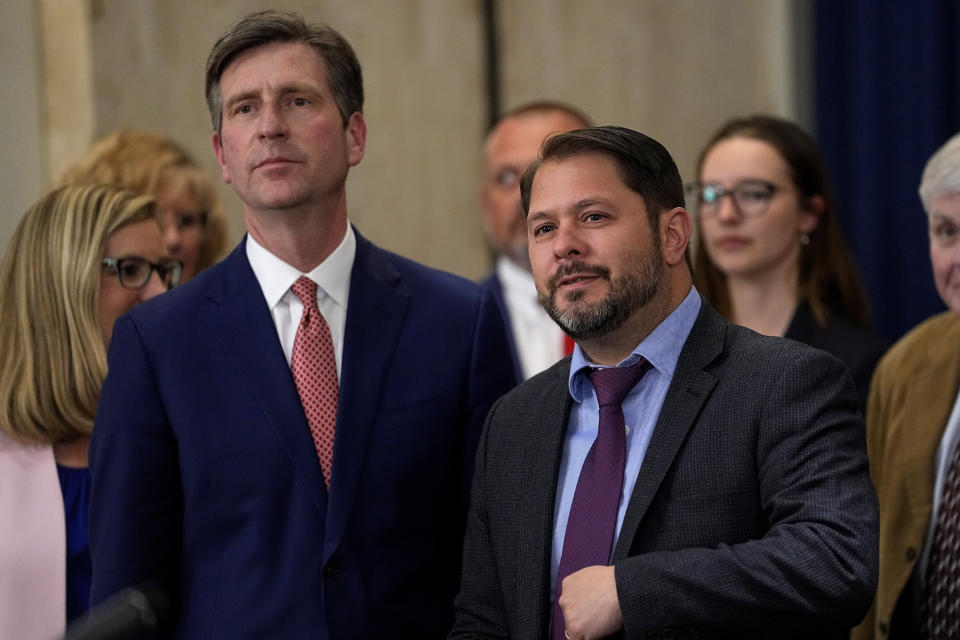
[450,298,878,640]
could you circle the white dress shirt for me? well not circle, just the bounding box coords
[245,225,355,379]
[496,255,567,380]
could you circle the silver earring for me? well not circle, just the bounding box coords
[800,233,810,246]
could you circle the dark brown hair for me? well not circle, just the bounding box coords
[520,125,685,226]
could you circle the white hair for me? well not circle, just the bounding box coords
[919,132,960,214]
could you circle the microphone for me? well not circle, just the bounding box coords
[60,584,167,640]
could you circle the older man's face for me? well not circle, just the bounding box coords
[929,194,960,317]
[481,111,585,269]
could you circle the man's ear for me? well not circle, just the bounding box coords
[660,207,692,267]
[212,132,231,184]
[345,112,366,167]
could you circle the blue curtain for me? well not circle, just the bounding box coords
[814,0,960,340]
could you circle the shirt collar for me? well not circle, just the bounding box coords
[496,254,537,300]
[246,224,356,309]
[568,285,702,402]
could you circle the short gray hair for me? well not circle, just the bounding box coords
[919,132,960,214]
[205,10,363,134]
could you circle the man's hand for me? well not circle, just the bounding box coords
[558,565,623,640]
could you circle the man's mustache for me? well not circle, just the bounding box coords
[547,262,610,293]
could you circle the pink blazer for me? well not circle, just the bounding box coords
[0,431,66,639]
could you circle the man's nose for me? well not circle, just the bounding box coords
[552,223,585,259]
[258,102,288,138]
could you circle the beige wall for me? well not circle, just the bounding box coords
[0,0,45,243]
[0,0,810,280]
[498,0,811,195]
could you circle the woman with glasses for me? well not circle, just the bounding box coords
[0,184,180,638]
[689,115,887,411]
[60,128,228,282]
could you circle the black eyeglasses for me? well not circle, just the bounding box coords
[102,256,183,291]
[490,167,522,190]
[685,180,779,218]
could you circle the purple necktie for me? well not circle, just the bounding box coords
[552,360,651,640]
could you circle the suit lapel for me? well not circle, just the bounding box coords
[613,301,722,561]
[323,232,410,562]
[901,315,960,521]
[482,273,522,381]
[205,240,329,515]
[515,362,573,633]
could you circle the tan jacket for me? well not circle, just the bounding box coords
[853,311,960,639]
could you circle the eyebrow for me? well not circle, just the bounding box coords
[223,84,323,112]
[527,211,551,224]
[527,197,615,222]
[574,197,612,209]
[223,90,260,113]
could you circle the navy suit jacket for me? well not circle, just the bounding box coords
[89,231,518,639]
[450,299,878,639]
[479,272,522,382]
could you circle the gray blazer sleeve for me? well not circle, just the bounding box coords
[614,346,879,636]
[449,395,511,639]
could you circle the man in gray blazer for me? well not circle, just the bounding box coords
[449,126,878,640]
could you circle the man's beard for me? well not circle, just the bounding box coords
[537,247,663,341]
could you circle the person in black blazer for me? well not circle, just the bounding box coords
[688,115,888,413]
[449,126,878,639]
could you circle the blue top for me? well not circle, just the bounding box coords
[56,464,92,623]
[550,287,701,595]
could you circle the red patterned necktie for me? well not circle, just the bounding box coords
[552,360,651,640]
[290,276,339,488]
[925,436,960,639]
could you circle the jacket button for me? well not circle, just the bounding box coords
[906,546,917,561]
[323,564,340,577]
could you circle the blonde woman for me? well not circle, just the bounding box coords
[60,128,228,281]
[0,185,181,637]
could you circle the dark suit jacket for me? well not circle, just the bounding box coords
[89,231,518,639]
[480,272,522,382]
[783,303,889,414]
[450,299,879,639]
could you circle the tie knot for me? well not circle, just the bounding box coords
[590,359,650,407]
[291,276,319,311]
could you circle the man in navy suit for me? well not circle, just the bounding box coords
[480,102,591,380]
[89,10,517,638]
[450,126,877,639]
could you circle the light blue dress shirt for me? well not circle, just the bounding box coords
[550,286,701,597]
